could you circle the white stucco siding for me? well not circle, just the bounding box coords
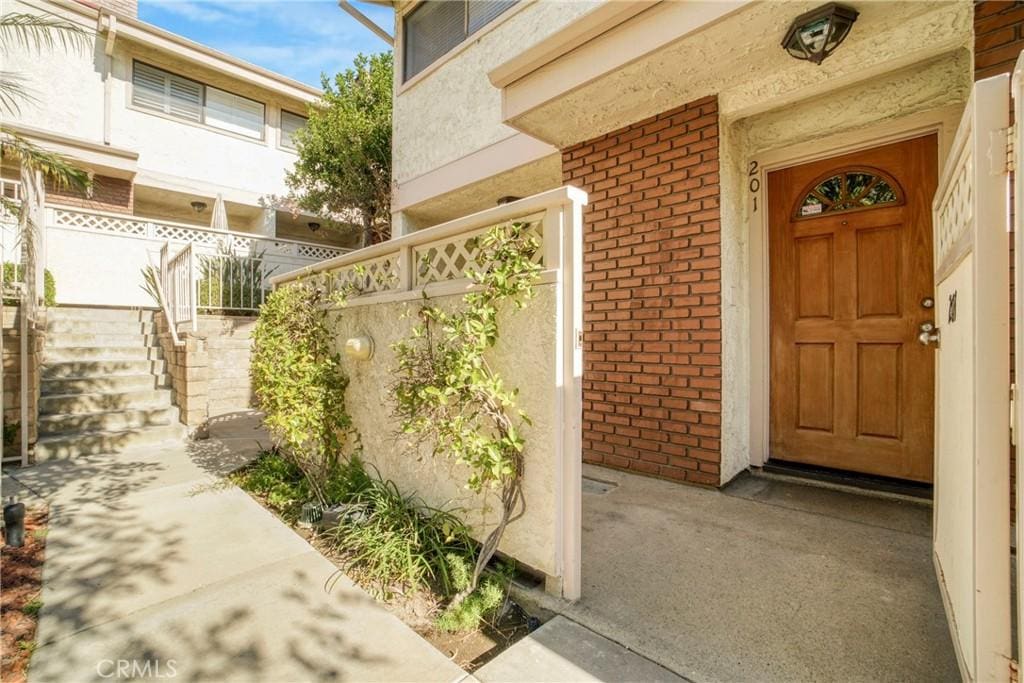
[3,0,106,142]
[392,0,599,184]
[4,0,311,203]
[107,44,304,200]
[328,286,560,576]
[717,50,972,483]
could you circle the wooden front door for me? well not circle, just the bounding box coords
[768,135,938,482]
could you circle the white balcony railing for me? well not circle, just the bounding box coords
[46,205,350,308]
[51,206,347,261]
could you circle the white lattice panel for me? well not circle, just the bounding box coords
[54,209,148,236]
[153,224,221,246]
[935,148,973,267]
[298,243,344,260]
[333,253,400,296]
[413,220,543,287]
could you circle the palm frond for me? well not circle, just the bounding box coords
[0,71,36,117]
[0,129,90,193]
[0,12,91,52]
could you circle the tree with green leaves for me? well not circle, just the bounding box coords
[1,12,92,269]
[286,52,392,248]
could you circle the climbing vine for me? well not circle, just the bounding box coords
[250,275,353,505]
[391,221,541,601]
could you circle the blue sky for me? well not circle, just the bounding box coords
[138,0,394,88]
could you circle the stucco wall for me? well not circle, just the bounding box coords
[717,50,971,482]
[327,285,560,577]
[392,1,598,185]
[7,0,309,203]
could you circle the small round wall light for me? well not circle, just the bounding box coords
[496,196,522,205]
[781,3,859,65]
[345,336,374,361]
[308,222,321,232]
[190,200,208,213]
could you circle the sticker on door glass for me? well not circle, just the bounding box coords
[801,203,823,216]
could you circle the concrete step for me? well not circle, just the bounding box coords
[46,332,159,349]
[43,346,164,363]
[48,307,157,323]
[41,373,171,396]
[46,319,157,335]
[34,423,185,460]
[38,407,178,436]
[39,389,172,415]
[42,359,168,379]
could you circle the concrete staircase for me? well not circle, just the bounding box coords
[36,307,185,459]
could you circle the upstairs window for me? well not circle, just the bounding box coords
[280,110,308,150]
[132,62,202,122]
[131,61,266,140]
[403,0,516,81]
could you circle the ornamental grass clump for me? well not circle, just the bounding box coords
[326,462,474,598]
[250,277,353,505]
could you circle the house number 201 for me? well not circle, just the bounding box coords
[748,161,760,212]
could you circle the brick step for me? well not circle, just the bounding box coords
[46,319,157,335]
[47,307,157,323]
[41,373,171,396]
[39,389,172,415]
[46,332,160,349]
[43,346,164,363]
[38,407,178,436]
[42,359,168,379]
[34,423,186,460]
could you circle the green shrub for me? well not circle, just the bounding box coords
[435,553,509,633]
[197,247,270,315]
[3,262,55,306]
[3,420,18,449]
[233,450,309,520]
[250,278,352,504]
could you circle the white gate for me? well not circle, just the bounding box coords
[1013,52,1024,679]
[932,73,1012,683]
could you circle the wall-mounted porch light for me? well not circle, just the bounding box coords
[781,3,859,65]
[190,200,207,213]
[307,222,321,232]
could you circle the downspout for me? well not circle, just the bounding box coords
[102,13,117,146]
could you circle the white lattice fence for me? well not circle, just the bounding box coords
[934,142,973,273]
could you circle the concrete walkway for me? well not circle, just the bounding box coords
[3,414,466,683]
[519,464,959,683]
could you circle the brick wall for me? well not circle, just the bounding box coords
[975,1,1024,80]
[562,95,722,486]
[47,175,133,214]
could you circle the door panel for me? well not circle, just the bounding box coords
[769,136,937,482]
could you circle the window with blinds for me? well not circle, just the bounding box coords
[403,0,517,81]
[131,61,266,140]
[280,110,307,150]
[132,62,202,122]
[205,87,265,139]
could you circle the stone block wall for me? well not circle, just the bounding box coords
[2,306,43,461]
[155,313,257,427]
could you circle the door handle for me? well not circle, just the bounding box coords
[918,321,939,347]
